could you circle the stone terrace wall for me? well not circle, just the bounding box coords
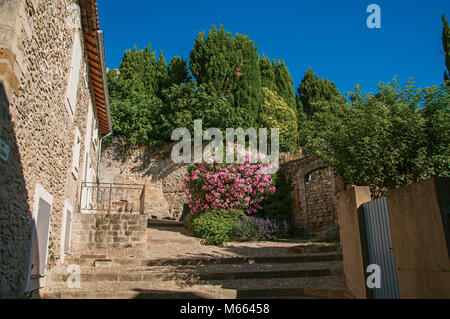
[100,143,189,221]
[71,213,147,254]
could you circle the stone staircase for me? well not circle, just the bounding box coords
[41,220,351,299]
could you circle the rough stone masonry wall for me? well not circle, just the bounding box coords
[0,0,99,297]
[100,143,189,221]
[71,213,147,255]
[100,143,339,233]
[282,157,338,234]
[304,167,337,232]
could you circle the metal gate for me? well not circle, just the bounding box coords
[361,197,400,299]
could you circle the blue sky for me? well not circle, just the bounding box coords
[98,0,450,97]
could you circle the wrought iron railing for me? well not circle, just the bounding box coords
[80,182,145,214]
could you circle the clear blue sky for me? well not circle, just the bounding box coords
[98,0,450,96]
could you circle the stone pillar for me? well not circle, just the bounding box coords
[336,185,371,299]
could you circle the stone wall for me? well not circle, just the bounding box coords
[99,145,339,232]
[0,0,101,297]
[386,178,450,298]
[71,213,147,255]
[305,167,337,232]
[282,157,338,235]
[99,143,189,221]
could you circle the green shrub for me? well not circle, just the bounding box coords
[191,209,243,245]
[258,169,294,222]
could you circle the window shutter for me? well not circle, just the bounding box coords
[63,203,73,253]
[66,31,82,118]
[92,120,99,150]
[72,128,81,179]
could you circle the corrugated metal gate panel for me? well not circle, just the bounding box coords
[362,197,400,299]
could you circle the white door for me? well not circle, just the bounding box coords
[26,185,53,292]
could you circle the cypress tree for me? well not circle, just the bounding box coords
[274,60,297,111]
[260,56,297,117]
[156,51,169,94]
[190,25,262,128]
[168,56,190,85]
[260,56,277,91]
[118,44,159,96]
[442,14,450,83]
[297,67,345,117]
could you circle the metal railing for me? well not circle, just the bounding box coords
[80,182,145,214]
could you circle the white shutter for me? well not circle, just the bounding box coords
[92,119,99,150]
[26,184,53,292]
[84,102,93,153]
[62,201,73,254]
[66,31,82,119]
[72,128,81,179]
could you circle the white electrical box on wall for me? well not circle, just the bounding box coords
[0,138,10,162]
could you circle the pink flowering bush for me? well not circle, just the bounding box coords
[183,158,276,215]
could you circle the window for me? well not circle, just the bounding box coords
[65,31,82,119]
[72,127,81,179]
[25,184,53,292]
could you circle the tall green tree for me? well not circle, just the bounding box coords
[155,51,169,95]
[297,67,345,117]
[259,57,297,111]
[168,56,190,85]
[190,25,262,128]
[274,60,297,111]
[442,14,450,83]
[161,81,234,139]
[259,56,277,92]
[118,45,159,96]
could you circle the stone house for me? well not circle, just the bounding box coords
[0,0,111,298]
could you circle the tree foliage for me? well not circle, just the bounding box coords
[300,79,450,197]
[257,168,294,223]
[168,56,190,85]
[298,67,345,117]
[259,88,299,152]
[160,81,234,139]
[190,25,263,128]
[442,14,450,83]
[259,56,297,111]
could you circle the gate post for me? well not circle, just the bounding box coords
[336,185,371,299]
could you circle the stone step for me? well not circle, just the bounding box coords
[41,276,348,299]
[64,251,342,267]
[49,261,344,283]
[208,276,349,299]
[147,219,184,228]
[148,238,199,245]
[286,244,341,254]
[41,282,224,299]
